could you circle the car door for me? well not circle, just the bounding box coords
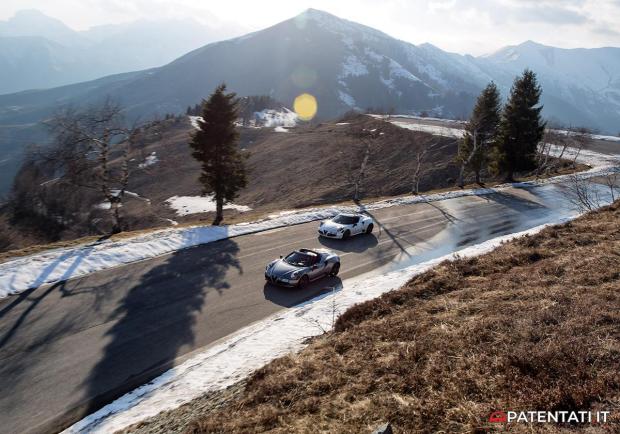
[351,216,362,235]
[309,254,326,279]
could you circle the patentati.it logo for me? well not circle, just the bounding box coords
[489,410,611,424]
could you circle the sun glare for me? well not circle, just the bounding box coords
[293,93,318,121]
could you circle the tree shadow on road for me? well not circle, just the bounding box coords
[82,238,241,419]
[317,234,378,253]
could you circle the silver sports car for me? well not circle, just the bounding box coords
[265,248,340,287]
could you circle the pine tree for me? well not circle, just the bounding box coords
[492,69,546,181]
[190,84,247,225]
[458,82,501,185]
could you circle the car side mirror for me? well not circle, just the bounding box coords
[279,255,283,259]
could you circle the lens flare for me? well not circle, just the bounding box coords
[293,93,318,121]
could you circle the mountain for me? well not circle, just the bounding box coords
[477,41,620,131]
[0,9,484,125]
[0,9,619,196]
[0,10,244,94]
[0,9,84,47]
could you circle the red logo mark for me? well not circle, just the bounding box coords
[489,411,507,423]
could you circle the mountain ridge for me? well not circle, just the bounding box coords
[0,8,618,195]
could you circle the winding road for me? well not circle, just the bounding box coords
[0,181,610,434]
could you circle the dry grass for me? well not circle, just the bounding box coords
[185,201,620,433]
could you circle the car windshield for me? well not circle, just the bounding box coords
[284,251,316,267]
[333,215,359,225]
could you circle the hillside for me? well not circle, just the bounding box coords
[125,200,620,433]
[0,114,460,252]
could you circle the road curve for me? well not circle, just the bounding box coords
[0,184,581,434]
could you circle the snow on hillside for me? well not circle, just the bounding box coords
[165,195,252,216]
[189,115,203,130]
[254,108,298,127]
[138,152,158,169]
[390,120,465,138]
[190,109,298,130]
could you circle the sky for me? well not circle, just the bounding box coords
[1,0,619,55]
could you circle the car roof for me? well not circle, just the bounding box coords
[336,212,361,217]
[296,248,318,256]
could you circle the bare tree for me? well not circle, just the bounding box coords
[537,130,564,177]
[347,128,382,203]
[412,140,438,195]
[562,174,602,212]
[568,127,592,168]
[602,172,620,202]
[46,99,141,234]
[458,131,477,188]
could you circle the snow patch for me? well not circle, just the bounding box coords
[165,196,252,217]
[138,152,158,169]
[338,90,356,107]
[189,116,203,130]
[254,108,298,128]
[340,54,369,78]
[390,120,465,138]
[274,126,289,133]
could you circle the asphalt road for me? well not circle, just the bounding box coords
[0,184,585,434]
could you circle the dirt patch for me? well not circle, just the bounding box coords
[144,201,620,433]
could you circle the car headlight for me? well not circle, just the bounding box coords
[266,262,275,271]
[291,271,301,278]
[338,227,345,232]
[320,221,324,226]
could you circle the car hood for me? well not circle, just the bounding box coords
[269,260,306,277]
[321,221,346,232]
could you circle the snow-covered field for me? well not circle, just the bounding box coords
[379,114,620,144]
[390,120,465,138]
[254,108,298,127]
[165,196,252,216]
[0,146,617,298]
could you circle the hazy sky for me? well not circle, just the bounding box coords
[1,0,619,55]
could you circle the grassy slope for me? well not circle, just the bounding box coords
[0,115,459,253]
[179,201,620,433]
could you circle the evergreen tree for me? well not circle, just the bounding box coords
[458,82,501,185]
[190,84,247,225]
[492,69,546,181]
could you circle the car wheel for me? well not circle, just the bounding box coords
[298,275,309,288]
[366,223,374,234]
[329,262,340,276]
[342,230,351,239]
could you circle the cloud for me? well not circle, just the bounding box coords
[0,0,619,55]
[511,4,589,25]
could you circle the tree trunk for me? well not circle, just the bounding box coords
[475,170,481,185]
[213,194,224,225]
[112,203,122,234]
[354,140,371,203]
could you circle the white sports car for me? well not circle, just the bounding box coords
[317,213,374,239]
